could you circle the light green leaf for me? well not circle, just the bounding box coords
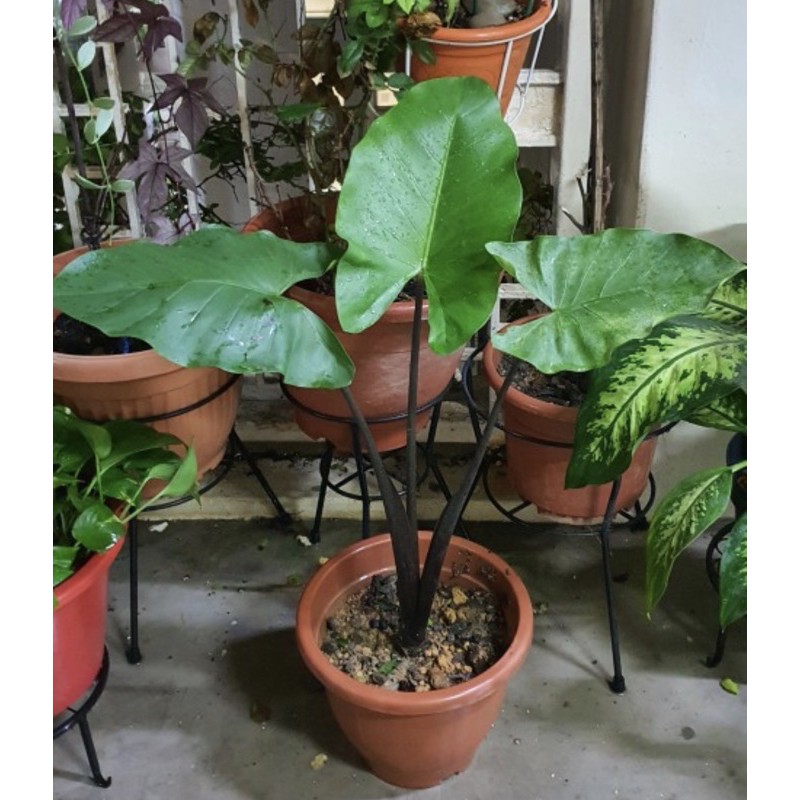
[110,179,135,193]
[93,106,114,139]
[719,513,747,629]
[93,97,116,110]
[335,77,521,355]
[567,316,747,487]
[487,230,744,374]
[72,173,104,190]
[83,118,98,144]
[645,467,732,614]
[67,15,97,38]
[719,677,740,695]
[76,40,96,71]
[52,227,354,388]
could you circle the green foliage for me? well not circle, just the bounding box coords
[54,77,520,384]
[54,405,198,593]
[335,76,521,354]
[484,229,747,631]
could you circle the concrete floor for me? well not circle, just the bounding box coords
[52,378,747,799]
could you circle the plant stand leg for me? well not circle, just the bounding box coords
[229,429,292,527]
[310,443,335,544]
[349,422,372,539]
[77,716,112,788]
[54,648,112,788]
[599,479,626,694]
[706,627,728,667]
[126,518,142,665]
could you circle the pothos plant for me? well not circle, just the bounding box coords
[53,76,743,651]
[54,405,198,600]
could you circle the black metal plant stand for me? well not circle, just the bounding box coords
[460,346,668,694]
[124,378,292,664]
[53,648,112,788]
[281,384,460,543]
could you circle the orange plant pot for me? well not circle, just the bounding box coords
[53,537,125,716]
[483,318,657,522]
[53,245,242,483]
[243,202,463,454]
[410,0,556,115]
[295,531,534,788]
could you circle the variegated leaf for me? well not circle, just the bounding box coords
[719,512,747,628]
[684,389,747,433]
[487,230,744,374]
[645,467,732,614]
[567,316,747,488]
[703,269,747,326]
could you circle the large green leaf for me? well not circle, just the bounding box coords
[486,230,744,373]
[719,512,747,628]
[645,467,732,614]
[335,77,521,354]
[72,503,125,554]
[567,316,747,487]
[53,227,354,389]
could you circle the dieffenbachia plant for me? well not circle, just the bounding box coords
[484,235,746,629]
[53,76,522,647]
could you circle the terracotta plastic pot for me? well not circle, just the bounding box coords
[296,531,534,789]
[53,245,242,483]
[53,536,125,716]
[483,316,657,522]
[243,201,463,454]
[410,0,556,115]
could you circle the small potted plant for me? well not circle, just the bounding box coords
[53,2,243,482]
[52,76,743,787]
[54,404,198,718]
[344,0,557,114]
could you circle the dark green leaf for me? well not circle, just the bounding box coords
[336,77,521,355]
[487,230,745,374]
[72,503,124,553]
[53,227,354,388]
[275,103,321,123]
[338,40,364,77]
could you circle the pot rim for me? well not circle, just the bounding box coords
[483,314,579,423]
[53,536,125,609]
[53,346,188,383]
[296,532,534,715]
[423,0,555,45]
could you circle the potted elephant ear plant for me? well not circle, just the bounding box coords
[54,76,530,789]
[54,405,198,718]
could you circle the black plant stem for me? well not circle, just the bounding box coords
[404,281,424,544]
[408,357,520,644]
[54,35,102,249]
[341,387,420,637]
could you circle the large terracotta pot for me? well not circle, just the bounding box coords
[243,201,463,454]
[410,0,556,116]
[53,245,242,483]
[53,536,125,716]
[295,531,534,789]
[483,317,657,522]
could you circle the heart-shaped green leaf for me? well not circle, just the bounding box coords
[53,227,354,388]
[335,77,521,354]
[487,229,744,374]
